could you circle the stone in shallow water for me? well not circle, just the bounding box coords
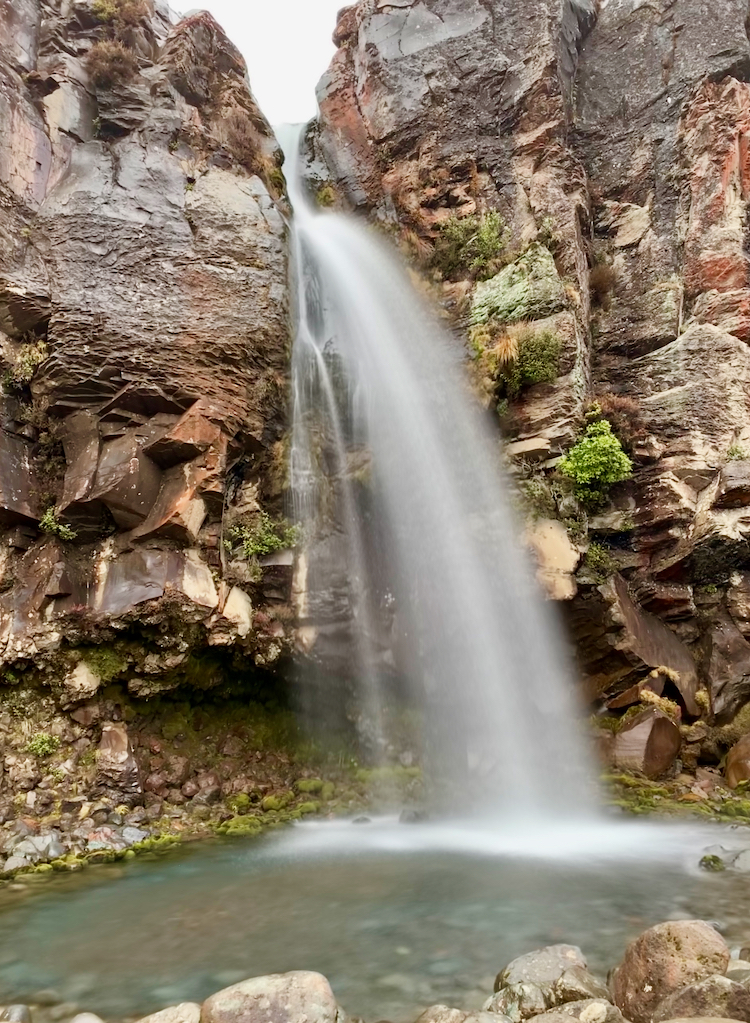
[528,998,628,1023]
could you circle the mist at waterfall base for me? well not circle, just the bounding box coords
[285,125,593,822]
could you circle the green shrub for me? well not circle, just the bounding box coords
[431,211,509,280]
[39,506,77,542]
[500,328,561,398]
[559,419,632,508]
[226,512,299,560]
[26,733,61,757]
[92,0,148,26]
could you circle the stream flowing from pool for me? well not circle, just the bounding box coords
[282,124,594,819]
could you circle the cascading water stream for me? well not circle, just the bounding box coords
[282,125,596,820]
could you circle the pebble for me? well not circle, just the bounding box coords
[1,1006,32,1023]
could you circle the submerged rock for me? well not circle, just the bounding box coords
[611,921,730,1023]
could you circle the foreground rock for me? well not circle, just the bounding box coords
[485,946,608,1020]
[201,972,344,1023]
[611,921,730,1023]
[653,975,750,1022]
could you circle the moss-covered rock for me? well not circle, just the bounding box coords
[470,244,567,326]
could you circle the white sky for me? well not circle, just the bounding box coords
[192,0,345,125]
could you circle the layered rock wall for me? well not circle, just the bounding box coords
[0,0,292,709]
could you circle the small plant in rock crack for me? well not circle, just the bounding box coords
[39,506,77,542]
[225,512,300,560]
[2,339,48,392]
[85,40,139,88]
[431,211,510,280]
[25,733,61,757]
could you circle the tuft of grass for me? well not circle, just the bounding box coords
[91,0,148,26]
[559,419,633,508]
[431,211,509,280]
[589,394,646,454]
[727,444,749,461]
[85,39,138,88]
[589,263,616,309]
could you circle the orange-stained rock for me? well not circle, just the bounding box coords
[612,708,682,780]
[611,921,730,1023]
[725,733,750,788]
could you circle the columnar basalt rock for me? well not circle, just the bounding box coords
[0,1,293,712]
[309,0,750,765]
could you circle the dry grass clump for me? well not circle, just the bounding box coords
[222,109,267,174]
[589,263,617,309]
[92,0,148,26]
[86,39,138,87]
[589,393,646,454]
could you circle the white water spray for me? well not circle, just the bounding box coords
[283,125,595,819]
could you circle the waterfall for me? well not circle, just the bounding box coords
[282,125,596,820]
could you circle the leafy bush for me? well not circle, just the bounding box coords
[26,733,61,757]
[559,419,633,508]
[226,512,299,560]
[472,323,561,401]
[86,39,138,87]
[432,211,509,280]
[39,506,77,542]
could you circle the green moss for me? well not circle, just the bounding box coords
[699,854,726,872]
[316,184,336,208]
[261,792,292,812]
[727,444,748,461]
[297,801,320,815]
[432,211,509,280]
[25,732,61,757]
[227,792,252,813]
[296,778,324,794]
[321,781,335,800]
[559,419,633,508]
[78,645,128,683]
[582,542,618,582]
[470,244,566,325]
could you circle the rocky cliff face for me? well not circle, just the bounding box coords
[0,0,293,715]
[309,0,750,767]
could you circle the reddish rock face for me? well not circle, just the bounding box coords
[611,921,730,1023]
[0,3,293,695]
[308,0,750,742]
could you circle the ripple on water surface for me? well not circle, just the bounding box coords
[0,817,748,1023]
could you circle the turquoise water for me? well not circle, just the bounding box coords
[0,818,746,1023]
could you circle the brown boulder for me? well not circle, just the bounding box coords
[653,975,750,1022]
[725,734,750,788]
[200,972,342,1023]
[612,709,682,779]
[611,921,730,1023]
